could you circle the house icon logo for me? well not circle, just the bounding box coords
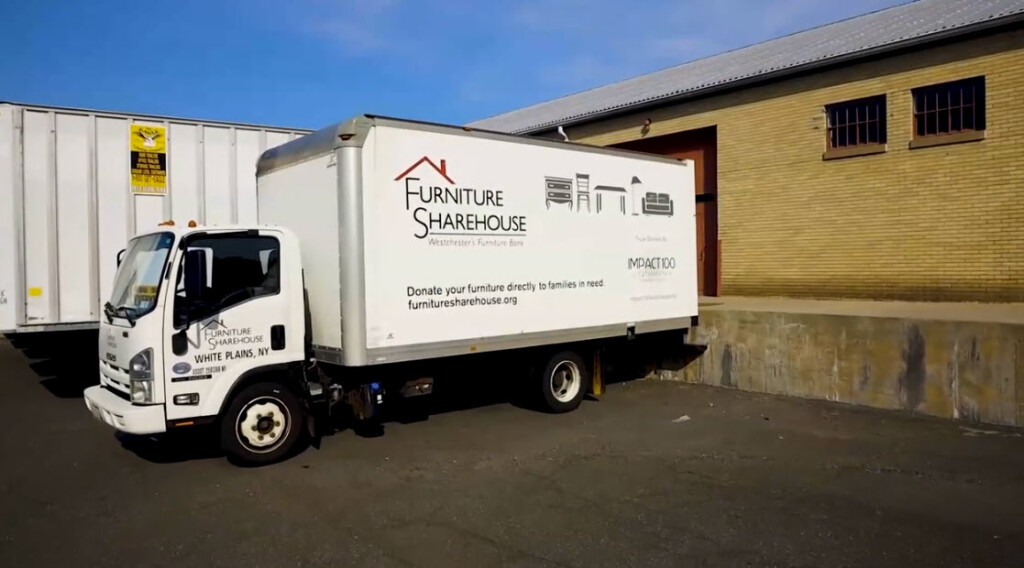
[394,156,454,184]
[188,317,226,349]
[398,154,527,240]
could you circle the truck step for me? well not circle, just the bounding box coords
[399,377,434,398]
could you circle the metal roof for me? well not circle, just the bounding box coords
[467,0,1024,134]
[1,101,313,133]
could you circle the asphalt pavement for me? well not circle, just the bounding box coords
[1,333,1023,568]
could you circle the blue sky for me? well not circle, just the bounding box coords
[2,0,909,130]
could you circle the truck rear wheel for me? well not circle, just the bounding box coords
[536,350,589,413]
[221,381,305,465]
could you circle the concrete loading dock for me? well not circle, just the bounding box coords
[676,297,1024,427]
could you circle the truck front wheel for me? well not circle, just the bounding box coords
[536,350,589,413]
[221,381,305,465]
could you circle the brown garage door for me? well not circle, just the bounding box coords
[613,127,719,296]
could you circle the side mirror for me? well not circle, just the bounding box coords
[116,249,126,267]
[184,249,208,301]
[172,329,189,356]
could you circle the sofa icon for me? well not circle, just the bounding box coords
[641,192,673,217]
[630,176,673,217]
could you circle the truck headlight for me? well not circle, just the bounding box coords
[129,348,155,404]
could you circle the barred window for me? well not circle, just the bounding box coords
[912,76,985,138]
[826,95,887,149]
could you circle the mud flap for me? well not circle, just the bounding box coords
[305,382,325,449]
[303,362,335,449]
[591,349,605,397]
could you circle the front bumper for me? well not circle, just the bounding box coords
[84,385,166,435]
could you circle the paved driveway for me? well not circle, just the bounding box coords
[1,335,1022,567]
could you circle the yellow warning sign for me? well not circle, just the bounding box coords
[133,284,158,306]
[130,124,167,195]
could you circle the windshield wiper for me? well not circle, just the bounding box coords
[105,304,138,327]
[116,305,138,327]
[103,301,137,326]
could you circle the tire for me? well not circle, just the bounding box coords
[221,381,306,465]
[535,350,589,413]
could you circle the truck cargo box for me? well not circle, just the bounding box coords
[0,102,309,333]
[256,115,698,367]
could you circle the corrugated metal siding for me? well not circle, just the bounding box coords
[0,103,311,331]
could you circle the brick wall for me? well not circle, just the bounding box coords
[563,28,1024,302]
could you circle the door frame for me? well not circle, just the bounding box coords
[611,126,719,296]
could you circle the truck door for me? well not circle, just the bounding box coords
[162,231,293,421]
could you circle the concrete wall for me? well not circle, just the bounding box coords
[557,27,1024,302]
[668,308,1024,427]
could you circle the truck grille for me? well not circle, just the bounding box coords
[104,384,131,401]
[100,360,131,398]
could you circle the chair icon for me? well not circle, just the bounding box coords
[576,173,590,212]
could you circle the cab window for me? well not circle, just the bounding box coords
[174,234,280,327]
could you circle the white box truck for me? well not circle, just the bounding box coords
[0,102,309,334]
[83,114,699,465]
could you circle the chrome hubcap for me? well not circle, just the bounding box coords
[549,361,581,403]
[237,397,290,453]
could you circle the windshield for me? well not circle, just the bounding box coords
[107,232,175,322]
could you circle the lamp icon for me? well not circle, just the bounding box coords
[630,176,643,216]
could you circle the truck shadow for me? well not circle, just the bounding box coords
[116,330,708,464]
[116,429,225,464]
[5,330,100,399]
[602,329,706,386]
[364,329,707,431]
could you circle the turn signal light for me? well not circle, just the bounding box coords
[173,393,200,406]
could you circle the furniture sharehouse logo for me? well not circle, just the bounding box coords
[396,156,528,240]
[187,317,226,350]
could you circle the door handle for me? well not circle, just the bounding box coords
[271,325,286,351]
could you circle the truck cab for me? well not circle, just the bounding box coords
[84,222,312,463]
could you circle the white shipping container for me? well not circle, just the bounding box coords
[0,103,310,333]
